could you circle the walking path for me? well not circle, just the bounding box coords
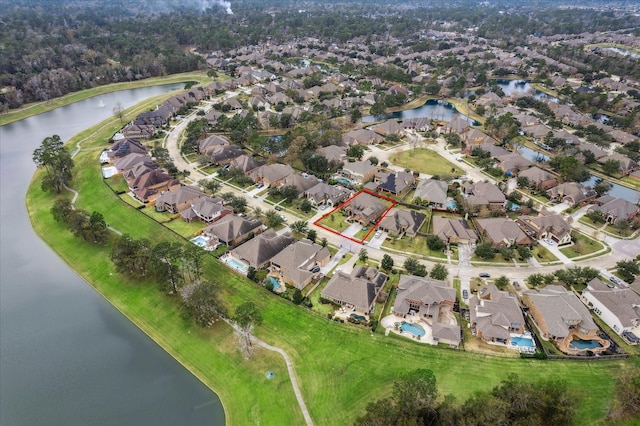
[224,319,314,426]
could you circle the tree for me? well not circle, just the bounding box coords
[517,176,530,189]
[183,281,226,327]
[292,289,304,305]
[307,229,317,243]
[494,275,510,290]
[426,235,445,251]
[430,264,448,281]
[265,210,284,228]
[516,245,532,260]
[474,242,495,260]
[113,101,124,123]
[350,108,362,124]
[111,234,152,277]
[368,156,379,166]
[593,180,611,196]
[527,273,545,287]
[602,158,621,176]
[404,257,419,274]
[51,198,74,223]
[32,135,74,193]
[585,209,606,224]
[151,241,184,293]
[320,238,328,248]
[199,178,221,195]
[280,185,300,202]
[616,260,640,283]
[381,254,394,272]
[300,199,313,213]
[347,144,365,160]
[359,248,368,263]
[233,302,263,359]
[290,220,309,235]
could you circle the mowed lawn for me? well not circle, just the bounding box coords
[25,89,640,426]
[390,148,463,176]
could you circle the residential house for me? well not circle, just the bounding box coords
[393,275,456,320]
[343,192,388,225]
[464,142,509,157]
[155,186,205,213]
[229,230,296,270]
[441,115,471,134]
[463,181,506,211]
[582,278,640,337]
[107,138,147,162]
[462,128,494,147]
[373,120,404,138]
[202,214,262,247]
[374,171,416,196]
[432,216,478,244]
[469,284,526,345]
[113,153,157,175]
[280,173,321,197]
[207,145,246,165]
[400,117,431,132]
[589,197,640,224]
[413,178,448,208]
[248,164,295,187]
[321,266,388,313]
[517,166,557,190]
[304,182,351,207]
[198,135,230,157]
[378,208,426,237]
[597,153,638,176]
[522,285,599,345]
[475,218,531,247]
[340,160,379,184]
[268,239,331,290]
[228,154,265,174]
[547,182,597,206]
[129,170,180,203]
[432,323,461,347]
[317,145,348,165]
[342,128,383,146]
[495,153,533,176]
[516,213,572,245]
[182,197,232,223]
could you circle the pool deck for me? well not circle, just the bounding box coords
[381,314,434,344]
[558,330,610,355]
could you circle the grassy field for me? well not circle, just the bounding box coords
[382,235,448,259]
[390,148,463,176]
[560,231,606,259]
[23,86,640,426]
[0,72,213,127]
[317,210,351,233]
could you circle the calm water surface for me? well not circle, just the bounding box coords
[0,85,225,425]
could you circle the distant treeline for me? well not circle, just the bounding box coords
[1,0,638,111]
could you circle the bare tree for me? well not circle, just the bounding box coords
[113,101,124,123]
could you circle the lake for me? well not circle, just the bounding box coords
[0,85,225,425]
[362,99,479,124]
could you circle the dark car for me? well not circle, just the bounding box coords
[479,272,490,278]
[274,206,282,211]
[462,289,468,299]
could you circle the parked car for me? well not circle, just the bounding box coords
[274,206,282,211]
[479,272,490,278]
[513,281,520,289]
[462,289,468,299]
[280,214,287,222]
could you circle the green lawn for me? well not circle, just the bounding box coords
[23,85,640,426]
[317,210,351,233]
[560,231,606,259]
[382,235,447,259]
[532,244,558,263]
[105,175,129,193]
[390,148,463,176]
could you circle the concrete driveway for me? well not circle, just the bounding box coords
[368,231,387,249]
[342,223,362,239]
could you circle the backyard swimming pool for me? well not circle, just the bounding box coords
[191,235,209,248]
[224,256,249,274]
[511,336,535,348]
[336,178,351,186]
[267,276,281,291]
[400,322,426,337]
[446,199,457,210]
[569,338,603,350]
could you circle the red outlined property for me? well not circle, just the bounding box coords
[313,189,397,244]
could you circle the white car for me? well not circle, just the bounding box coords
[280,215,287,222]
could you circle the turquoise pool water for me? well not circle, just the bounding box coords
[191,235,208,247]
[337,178,351,186]
[224,257,249,274]
[400,322,425,337]
[267,276,280,290]
[446,200,457,210]
[569,338,602,350]
[511,336,534,348]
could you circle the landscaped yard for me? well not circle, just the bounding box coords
[390,148,463,176]
[560,231,606,259]
[382,235,448,259]
[532,244,558,263]
[105,175,129,193]
[317,209,351,233]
